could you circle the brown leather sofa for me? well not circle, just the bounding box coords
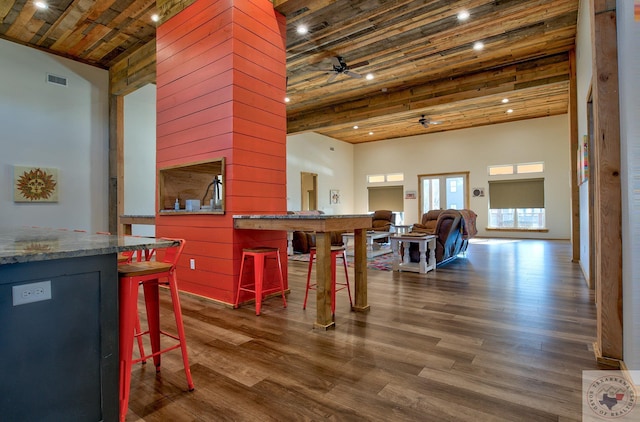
[410,209,477,266]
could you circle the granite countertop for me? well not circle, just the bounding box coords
[0,227,174,265]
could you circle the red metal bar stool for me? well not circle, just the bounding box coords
[235,247,287,315]
[117,238,194,422]
[303,246,352,314]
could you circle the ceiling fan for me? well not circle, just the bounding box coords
[319,56,369,83]
[418,115,442,128]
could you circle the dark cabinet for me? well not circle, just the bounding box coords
[0,254,118,422]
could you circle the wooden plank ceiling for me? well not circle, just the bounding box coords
[0,0,578,144]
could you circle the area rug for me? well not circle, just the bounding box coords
[288,252,393,271]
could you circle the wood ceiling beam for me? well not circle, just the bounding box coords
[109,38,156,96]
[287,53,570,135]
[157,0,198,23]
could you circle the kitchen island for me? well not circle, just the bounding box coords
[0,227,173,422]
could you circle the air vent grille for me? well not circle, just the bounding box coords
[47,73,68,87]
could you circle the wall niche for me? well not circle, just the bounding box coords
[158,158,225,215]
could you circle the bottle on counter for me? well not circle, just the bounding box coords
[174,198,180,210]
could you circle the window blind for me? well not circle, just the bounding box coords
[367,186,404,211]
[488,178,544,209]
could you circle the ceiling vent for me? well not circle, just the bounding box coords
[47,73,68,87]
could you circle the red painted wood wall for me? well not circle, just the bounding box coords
[155,0,287,304]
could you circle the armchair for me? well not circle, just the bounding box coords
[410,209,477,266]
[370,210,394,232]
[369,210,395,243]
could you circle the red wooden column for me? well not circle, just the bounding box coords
[155,0,287,304]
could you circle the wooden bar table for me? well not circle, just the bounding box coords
[233,214,373,329]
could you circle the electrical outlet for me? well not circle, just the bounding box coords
[13,280,52,306]
[189,259,195,270]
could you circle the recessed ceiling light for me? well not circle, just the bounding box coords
[506,109,514,114]
[35,1,48,9]
[365,73,374,80]
[501,98,509,103]
[473,41,484,51]
[296,25,308,35]
[353,125,359,129]
[457,10,470,21]
[369,131,374,135]
[151,14,159,22]
[284,97,290,103]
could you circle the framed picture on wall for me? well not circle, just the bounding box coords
[14,166,59,202]
[330,189,340,204]
[578,136,589,185]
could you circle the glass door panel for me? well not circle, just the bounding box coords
[419,173,468,216]
[446,176,464,209]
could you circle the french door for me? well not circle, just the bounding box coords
[418,172,469,216]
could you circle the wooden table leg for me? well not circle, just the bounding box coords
[314,232,334,329]
[418,239,427,273]
[352,228,370,312]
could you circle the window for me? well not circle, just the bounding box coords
[488,162,544,176]
[488,178,545,229]
[516,162,544,174]
[386,173,404,182]
[488,165,514,176]
[367,173,404,183]
[489,208,546,228]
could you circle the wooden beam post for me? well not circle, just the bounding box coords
[568,49,580,264]
[590,0,622,365]
[108,93,124,235]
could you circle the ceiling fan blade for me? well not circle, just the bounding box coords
[348,60,369,69]
[344,70,362,79]
[330,56,342,67]
[327,72,339,83]
[309,65,332,71]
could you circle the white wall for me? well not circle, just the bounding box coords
[0,39,109,232]
[124,84,156,237]
[617,0,640,381]
[354,115,571,238]
[286,132,354,214]
[576,0,592,281]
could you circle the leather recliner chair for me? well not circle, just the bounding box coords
[410,209,474,265]
[370,209,394,232]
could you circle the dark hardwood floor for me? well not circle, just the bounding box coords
[127,239,602,421]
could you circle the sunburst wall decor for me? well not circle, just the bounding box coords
[14,166,59,202]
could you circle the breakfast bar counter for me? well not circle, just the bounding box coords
[233,214,373,329]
